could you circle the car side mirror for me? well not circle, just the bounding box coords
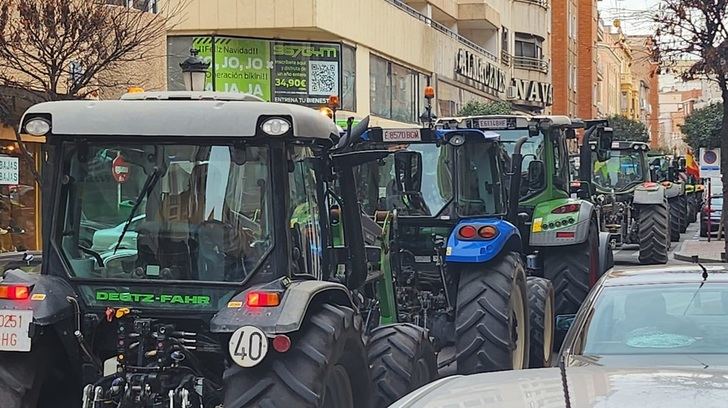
[527,160,545,190]
[556,314,576,333]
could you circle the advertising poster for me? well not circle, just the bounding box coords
[184,36,341,107]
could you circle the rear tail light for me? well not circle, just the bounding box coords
[0,285,30,300]
[552,204,581,214]
[478,226,499,240]
[246,291,280,307]
[458,225,477,239]
[556,231,576,239]
[643,182,658,188]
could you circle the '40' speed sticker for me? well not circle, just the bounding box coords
[229,326,269,367]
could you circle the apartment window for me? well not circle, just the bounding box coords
[502,27,509,53]
[514,33,543,59]
[341,45,356,111]
[370,54,423,123]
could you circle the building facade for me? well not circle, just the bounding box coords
[166,0,553,126]
[626,35,660,147]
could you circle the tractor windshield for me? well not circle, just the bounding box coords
[498,129,545,196]
[59,142,273,282]
[593,150,645,192]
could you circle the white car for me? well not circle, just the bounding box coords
[91,215,145,251]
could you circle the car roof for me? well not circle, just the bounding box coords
[390,366,728,408]
[21,92,338,140]
[600,264,728,286]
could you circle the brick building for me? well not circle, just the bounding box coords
[551,0,578,117]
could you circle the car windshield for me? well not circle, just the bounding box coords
[60,142,273,282]
[593,150,644,191]
[580,284,728,355]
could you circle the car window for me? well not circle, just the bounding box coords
[580,284,728,355]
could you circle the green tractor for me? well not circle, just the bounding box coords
[0,92,435,408]
[587,141,671,264]
[437,116,615,324]
[647,153,689,241]
[334,124,549,376]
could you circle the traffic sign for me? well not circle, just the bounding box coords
[112,155,130,183]
[699,148,721,178]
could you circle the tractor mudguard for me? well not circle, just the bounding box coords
[0,270,75,326]
[598,231,614,276]
[633,184,666,205]
[662,181,682,199]
[444,218,520,263]
[210,278,355,335]
[529,199,595,247]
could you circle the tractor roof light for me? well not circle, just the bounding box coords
[0,285,30,300]
[449,134,466,146]
[261,118,291,136]
[24,118,51,136]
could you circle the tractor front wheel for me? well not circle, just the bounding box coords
[526,277,555,368]
[455,252,529,374]
[223,303,371,408]
[637,203,670,265]
[367,324,437,407]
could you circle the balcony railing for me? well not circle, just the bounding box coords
[501,50,511,66]
[515,0,549,9]
[384,0,498,62]
[513,55,549,73]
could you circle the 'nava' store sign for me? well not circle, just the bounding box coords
[455,49,506,95]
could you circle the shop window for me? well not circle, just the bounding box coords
[0,141,39,253]
[369,54,424,123]
[341,45,356,111]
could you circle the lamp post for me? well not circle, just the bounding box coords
[179,48,210,92]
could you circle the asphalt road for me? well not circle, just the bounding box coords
[613,221,699,266]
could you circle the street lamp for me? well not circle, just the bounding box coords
[179,48,210,92]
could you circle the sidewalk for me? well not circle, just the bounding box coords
[674,238,727,263]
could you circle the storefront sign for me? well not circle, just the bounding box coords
[0,156,19,185]
[455,49,506,94]
[190,36,341,107]
[510,78,553,106]
[112,155,130,184]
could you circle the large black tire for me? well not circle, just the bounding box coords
[668,197,682,242]
[455,252,529,374]
[543,220,599,317]
[688,194,698,223]
[526,277,555,368]
[678,195,689,232]
[637,203,670,265]
[223,303,371,408]
[367,324,437,407]
[0,351,44,408]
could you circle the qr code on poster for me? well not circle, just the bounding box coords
[309,61,339,96]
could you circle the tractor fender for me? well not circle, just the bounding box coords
[0,269,75,326]
[662,182,682,199]
[529,200,595,247]
[444,218,520,263]
[210,279,355,336]
[633,184,666,205]
[598,231,614,277]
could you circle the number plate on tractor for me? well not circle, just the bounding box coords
[477,118,508,129]
[0,310,32,351]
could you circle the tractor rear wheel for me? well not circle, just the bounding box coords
[223,303,371,408]
[668,197,682,242]
[455,252,529,374]
[367,324,437,407]
[678,195,689,232]
[543,220,599,318]
[688,194,698,223]
[526,277,554,368]
[637,203,670,265]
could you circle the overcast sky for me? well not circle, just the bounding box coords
[598,0,660,36]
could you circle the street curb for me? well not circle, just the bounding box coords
[674,240,726,263]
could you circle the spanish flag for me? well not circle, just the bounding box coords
[686,149,700,179]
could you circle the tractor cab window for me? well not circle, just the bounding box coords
[59,142,273,282]
[456,141,505,216]
[593,150,644,191]
[500,129,546,197]
[288,146,324,278]
[354,144,453,217]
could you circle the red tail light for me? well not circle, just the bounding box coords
[0,285,30,300]
[643,182,658,188]
[478,226,499,240]
[556,231,576,239]
[552,204,581,214]
[246,291,280,307]
[458,225,477,239]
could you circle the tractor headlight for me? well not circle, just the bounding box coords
[261,118,290,136]
[24,118,51,136]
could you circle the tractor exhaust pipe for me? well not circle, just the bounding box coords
[508,136,528,224]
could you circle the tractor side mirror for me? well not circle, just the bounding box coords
[394,151,423,192]
[678,157,686,172]
[527,160,545,190]
[565,128,577,139]
[595,127,613,162]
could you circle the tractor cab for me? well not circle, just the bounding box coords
[1,91,386,408]
[591,141,651,196]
